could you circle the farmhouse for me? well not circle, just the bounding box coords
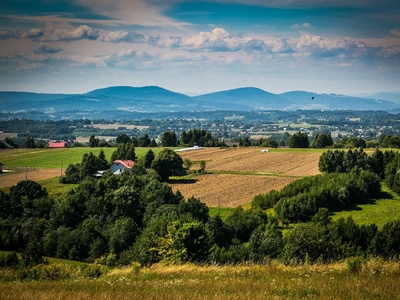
[49,141,66,148]
[110,160,135,175]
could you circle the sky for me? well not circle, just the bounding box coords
[0,0,399,96]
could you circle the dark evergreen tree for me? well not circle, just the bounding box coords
[89,135,99,147]
[161,131,177,147]
[144,149,155,169]
[288,132,309,148]
[25,136,36,148]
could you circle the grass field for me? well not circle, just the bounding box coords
[0,147,162,169]
[332,185,400,229]
[1,260,400,299]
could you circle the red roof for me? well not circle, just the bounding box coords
[49,142,66,148]
[113,160,135,169]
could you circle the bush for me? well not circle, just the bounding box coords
[347,257,363,273]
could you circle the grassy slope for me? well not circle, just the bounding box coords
[1,261,400,299]
[332,184,400,229]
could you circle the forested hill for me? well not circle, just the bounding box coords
[0,86,398,114]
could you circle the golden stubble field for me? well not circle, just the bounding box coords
[170,147,322,207]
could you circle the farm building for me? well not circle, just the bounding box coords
[260,149,269,153]
[49,141,66,148]
[175,145,205,152]
[110,160,135,175]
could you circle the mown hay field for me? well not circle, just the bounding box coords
[171,147,323,207]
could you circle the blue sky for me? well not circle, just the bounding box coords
[0,0,399,95]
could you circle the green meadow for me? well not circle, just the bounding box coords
[0,147,162,169]
[332,185,400,229]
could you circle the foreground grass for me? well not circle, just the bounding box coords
[1,260,400,299]
[0,147,162,169]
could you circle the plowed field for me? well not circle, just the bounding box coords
[170,174,295,207]
[170,147,322,207]
[0,169,61,189]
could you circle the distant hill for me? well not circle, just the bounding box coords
[0,86,398,114]
[353,92,400,105]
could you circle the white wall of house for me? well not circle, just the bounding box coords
[110,162,127,174]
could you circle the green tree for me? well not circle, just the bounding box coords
[108,217,139,255]
[288,132,309,148]
[249,223,283,262]
[161,131,177,147]
[116,133,131,144]
[151,148,183,181]
[110,143,137,162]
[138,134,151,147]
[311,133,333,148]
[158,221,211,263]
[225,207,268,243]
[97,149,109,170]
[89,135,99,147]
[281,222,336,265]
[144,149,155,169]
[183,158,192,171]
[80,152,98,178]
[25,136,36,148]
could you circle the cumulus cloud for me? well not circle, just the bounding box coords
[40,25,99,42]
[0,28,44,40]
[160,28,292,54]
[295,34,385,62]
[102,31,160,45]
[34,43,64,54]
[161,28,243,51]
[103,49,157,68]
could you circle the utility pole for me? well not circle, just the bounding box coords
[60,160,62,176]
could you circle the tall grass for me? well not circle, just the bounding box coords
[1,260,400,299]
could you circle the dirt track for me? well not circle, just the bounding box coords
[0,169,60,188]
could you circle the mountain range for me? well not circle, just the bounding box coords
[1,86,399,114]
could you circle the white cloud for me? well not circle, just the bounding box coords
[292,23,311,29]
[40,25,99,42]
[0,28,44,40]
[34,43,64,54]
[103,49,158,68]
[102,31,160,45]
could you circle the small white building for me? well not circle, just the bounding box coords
[110,160,135,175]
[260,149,269,153]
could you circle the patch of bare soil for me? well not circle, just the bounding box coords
[0,169,60,188]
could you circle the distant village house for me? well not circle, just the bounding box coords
[49,141,66,148]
